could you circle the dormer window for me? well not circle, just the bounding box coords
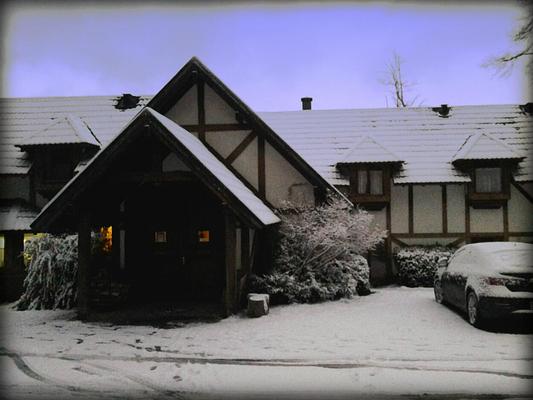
[355,168,384,195]
[474,167,502,194]
[452,132,524,209]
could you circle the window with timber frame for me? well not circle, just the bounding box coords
[347,165,391,209]
[467,163,511,209]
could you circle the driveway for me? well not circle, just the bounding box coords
[1,287,532,399]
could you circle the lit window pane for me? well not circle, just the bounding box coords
[475,168,501,193]
[369,170,383,195]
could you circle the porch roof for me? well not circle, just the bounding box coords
[0,200,40,231]
[31,107,280,232]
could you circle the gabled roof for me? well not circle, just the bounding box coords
[0,200,40,231]
[337,135,403,165]
[16,114,100,148]
[452,132,524,163]
[259,105,533,184]
[31,107,280,232]
[147,57,333,192]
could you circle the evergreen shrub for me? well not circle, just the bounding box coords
[250,197,387,304]
[394,246,455,287]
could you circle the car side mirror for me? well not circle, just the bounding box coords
[438,258,448,269]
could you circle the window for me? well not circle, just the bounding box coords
[475,168,501,193]
[356,169,383,195]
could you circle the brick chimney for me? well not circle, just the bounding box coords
[301,97,312,110]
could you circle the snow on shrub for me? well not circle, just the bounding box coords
[16,233,105,310]
[16,234,78,310]
[394,246,455,287]
[250,196,386,304]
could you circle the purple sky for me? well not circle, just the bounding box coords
[1,2,530,111]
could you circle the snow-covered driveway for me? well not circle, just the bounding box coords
[1,287,532,399]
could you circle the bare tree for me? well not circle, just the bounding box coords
[485,9,532,76]
[381,53,420,108]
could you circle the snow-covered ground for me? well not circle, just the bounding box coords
[1,286,532,399]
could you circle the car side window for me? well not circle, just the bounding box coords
[447,250,465,272]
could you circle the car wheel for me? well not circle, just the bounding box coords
[467,291,483,328]
[434,280,444,304]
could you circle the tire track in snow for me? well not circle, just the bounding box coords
[3,348,532,381]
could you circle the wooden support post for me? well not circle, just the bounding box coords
[258,136,266,198]
[77,214,91,317]
[224,208,237,316]
[408,185,414,235]
[241,227,250,274]
[441,184,448,234]
[503,202,509,241]
[385,204,393,280]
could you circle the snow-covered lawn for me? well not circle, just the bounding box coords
[1,286,532,399]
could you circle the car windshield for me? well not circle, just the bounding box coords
[491,249,533,268]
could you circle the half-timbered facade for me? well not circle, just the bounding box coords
[1,57,532,307]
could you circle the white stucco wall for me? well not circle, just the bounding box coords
[165,85,198,125]
[369,209,386,231]
[204,84,238,124]
[232,137,258,190]
[470,207,503,233]
[508,183,533,233]
[413,185,442,234]
[205,130,251,159]
[446,184,466,233]
[265,142,315,207]
[390,184,408,233]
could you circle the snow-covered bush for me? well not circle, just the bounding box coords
[16,233,106,310]
[16,234,79,310]
[250,196,386,304]
[394,246,455,287]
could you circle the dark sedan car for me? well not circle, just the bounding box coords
[434,242,533,328]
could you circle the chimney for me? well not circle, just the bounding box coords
[301,97,312,110]
[432,103,450,117]
[115,93,140,110]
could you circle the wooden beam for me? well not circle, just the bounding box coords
[408,185,414,234]
[197,80,206,141]
[393,233,466,239]
[114,171,195,183]
[77,214,91,317]
[181,123,251,132]
[464,185,470,242]
[441,184,448,234]
[258,136,266,198]
[385,204,393,279]
[511,180,533,204]
[226,131,258,164]
[503,202,509,241]
[224,208,237,316]
[241,227,250,274]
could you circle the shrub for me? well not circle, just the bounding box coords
[249,196,386,304]
[16,234,79,310]
[394,246,455,287]
[16,232,106,310]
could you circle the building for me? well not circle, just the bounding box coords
[1,57,532,310]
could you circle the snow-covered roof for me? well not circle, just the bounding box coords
[0,96,149,174]
[147,108,280,226]
[452,132,524,163]
[16,115,100,148]
[0,200,40,231]
[337,135,403,165]
[258,105,533,184]
[1,96,532,185]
